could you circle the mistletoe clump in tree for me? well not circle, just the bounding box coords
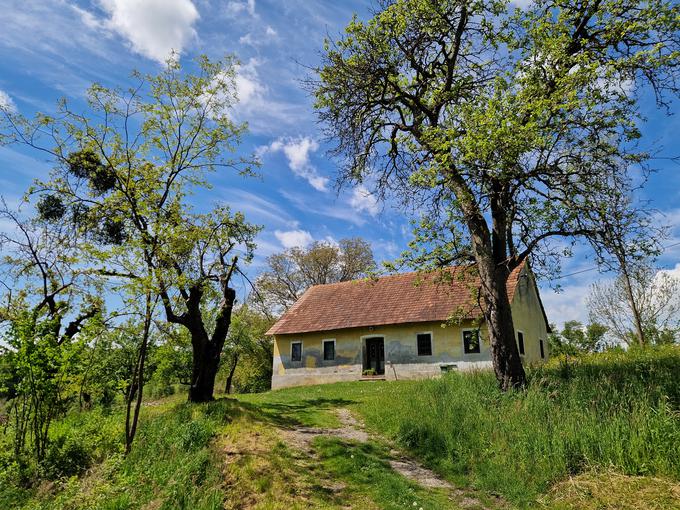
[1,55,260,402]
[314,0,680,389]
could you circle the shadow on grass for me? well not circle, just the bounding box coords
[218,397,357,428]
[312,436,457,510]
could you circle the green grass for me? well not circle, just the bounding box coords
[313,436,454,510]
[4,346,680,509]
[3,397,233,510]
[245,346,680,507]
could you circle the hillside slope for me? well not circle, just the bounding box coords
[4,347,680,509]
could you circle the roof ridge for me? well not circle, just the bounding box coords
[305,265,474,291]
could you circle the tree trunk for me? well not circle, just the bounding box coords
[125,290,153,454]
[225,353,239,395]
[188,332,222,402]
[186,284,236,403]
[619,263,645,347]
[462,185,526,391]
[478,261,526,390]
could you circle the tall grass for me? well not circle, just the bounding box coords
[3,398,234,510]
[357,346,680,506]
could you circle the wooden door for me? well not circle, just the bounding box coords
[364,337,385,375]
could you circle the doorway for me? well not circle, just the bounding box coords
[363,337,385,375]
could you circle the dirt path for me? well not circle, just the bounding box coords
[277,408,369,453]
[278,407,496,508]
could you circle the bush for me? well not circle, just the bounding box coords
[40,433,90,480]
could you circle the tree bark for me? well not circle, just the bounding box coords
[225,353,239,395]
[188,329,221,402]
[125,289,153,454]
[187,286,236,403]
[465,192,526,390]
[481,262,526,390]
[618,261,646,347]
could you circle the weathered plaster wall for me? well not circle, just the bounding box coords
[509,267,550,363]
[272,320,493,389]
[271,265,550,389]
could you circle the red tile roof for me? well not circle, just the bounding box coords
[266,263,525,335]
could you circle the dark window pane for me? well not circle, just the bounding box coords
[323,341,335,360]
[463,330,480,354]
[417,333,432,356]
[518,332,525,355]
[291,342,302,362]
[539,339,545,359]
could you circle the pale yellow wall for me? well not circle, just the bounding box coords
[272,319,493,388]
[509,266,550,363]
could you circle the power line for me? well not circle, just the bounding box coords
[549,239,680,281]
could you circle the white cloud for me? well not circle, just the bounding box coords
[258,136,329,192]
[99,0,199,63]
[539,282,591,329]
[218,188,298,228]
[511,0,533,8]
[323,235,339,247]
[239,25,277,46]
[228,59,304,133]
[0,90,16,112]
[659,262,680,280]
[274,229,313,249]
[280,189,370,227]
[226,0,256,17]
[349,186,379,216]
[234,58,266,105]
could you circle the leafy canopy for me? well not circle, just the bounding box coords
[315,0,680,275]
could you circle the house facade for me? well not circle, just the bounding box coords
[267,263,550,389]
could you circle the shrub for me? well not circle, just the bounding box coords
[40,433,91,480]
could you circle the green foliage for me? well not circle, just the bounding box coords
[315,0,680,387]
[1,397,232,509]
[315,0,680,273]
[1,54,262,403]
[549,320,609,355]
[231,344,273,394]
[36,194,66,222]
[40,433,91,480]
[354,347,680,505]
[220,305,274,394]
[149,327,192,392]
[2,307,89,462]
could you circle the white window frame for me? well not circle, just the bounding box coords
[517,330,526,357]
[290,340,303,362]
[416,331,433,356]
[462,328,481,355]
[322,338,336,361]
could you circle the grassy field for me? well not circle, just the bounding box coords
[3,346,680,509]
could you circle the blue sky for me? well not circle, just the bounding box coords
[1,0,679,328]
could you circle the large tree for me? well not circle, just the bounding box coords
[314,0,680,389]
[256,237,375,313]
[0,56,260,402]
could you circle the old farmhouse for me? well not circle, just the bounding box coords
[267,263,550,389]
